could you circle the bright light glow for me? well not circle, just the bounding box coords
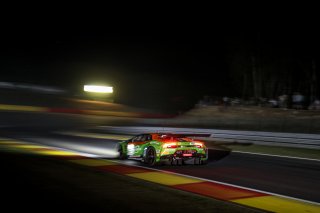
[127,144,135,155]
[195,142,203,148]
[84,85,113,93]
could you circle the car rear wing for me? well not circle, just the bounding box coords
[154,133,211,140]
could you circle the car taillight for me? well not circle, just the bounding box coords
[195,142,203,148]
[163,143,178,148]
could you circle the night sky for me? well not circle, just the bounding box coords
[1,20,319,111]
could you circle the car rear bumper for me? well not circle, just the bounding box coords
[160,151,207,165]
[160,153,206,160]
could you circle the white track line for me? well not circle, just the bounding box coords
[107,159,320,206]
[232,150,320,162]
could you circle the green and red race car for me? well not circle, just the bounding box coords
[117,133,208,166]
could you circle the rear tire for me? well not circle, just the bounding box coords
[171,158,182,166]
[145,147,157,166]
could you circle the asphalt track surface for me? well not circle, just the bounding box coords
[1,127,319,204]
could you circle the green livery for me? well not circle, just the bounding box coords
[117,133,208,166]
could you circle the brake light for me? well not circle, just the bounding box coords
[195,142,203,148]
[163,143,178,148]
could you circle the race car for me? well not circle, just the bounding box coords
[117,133,208,166]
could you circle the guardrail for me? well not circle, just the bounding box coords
[99,126,320,149]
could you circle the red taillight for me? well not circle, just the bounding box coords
[195,142,203,148]
[163,143,178,148]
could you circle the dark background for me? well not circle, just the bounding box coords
[1,13,319,112]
